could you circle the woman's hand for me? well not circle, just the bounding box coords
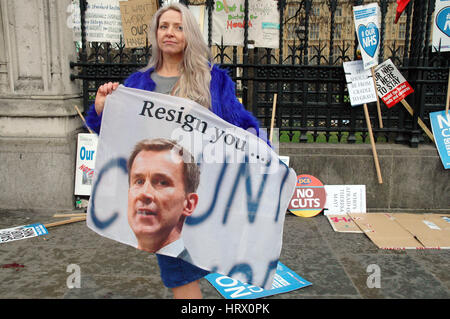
[95,82,119,115]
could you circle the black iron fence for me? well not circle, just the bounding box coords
[70,0,449,147]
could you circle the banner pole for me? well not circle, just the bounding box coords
[269,93,278,143]
[400,99,435,142]
[371,66,383,128]
[75,105,94,134]
[44,216,86,229]
[446,67,450,115]
[363,103,383,184]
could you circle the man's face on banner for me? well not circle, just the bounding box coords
[127,149,196,252]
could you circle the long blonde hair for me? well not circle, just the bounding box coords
[143,3,213,109]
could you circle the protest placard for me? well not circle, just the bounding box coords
[342,59,382,184]
[205,261,311,299]
[75,133,98,196]
[70,0,123,43]
[432,0,450,52]
[374,59,434,142]
[430,110,450,169]
[343,60,378,107]
[87,86,297,289]
[119,0,159,48]
[211,0,279,48]
[288,175,326,218]
[374,59,414,108]
[353,3,380,70]
[0,224,48,244]
[323,185,366,215]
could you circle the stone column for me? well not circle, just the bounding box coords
[0,0,84,210]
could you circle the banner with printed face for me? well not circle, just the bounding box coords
[353,3,381,69]
[432,0,450,52]
[211,0,279,48]
[87,86,297,289]
[373,59,414,108]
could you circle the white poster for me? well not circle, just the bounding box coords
[323,185,366,215]
[432,0,450,52]
[353,3,381,69]
[343,60,378,106]
[211,0,279,48]
[87,86,297,289]
[70,0,124,43]
[74,133,98,196]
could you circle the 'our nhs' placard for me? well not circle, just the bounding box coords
[353,2,381,69]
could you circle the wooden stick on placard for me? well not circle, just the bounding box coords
[371,66,383,128]
[74,105,94,134]
[446,68,450,115]
[400,99,435,143]
[269,93,278,143]
[44,216,86,229]
[52,213,87,218]
[363,103,383,184]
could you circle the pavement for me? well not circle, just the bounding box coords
[0,209,449,300]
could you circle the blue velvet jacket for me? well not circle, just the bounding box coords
[85,64,265,142]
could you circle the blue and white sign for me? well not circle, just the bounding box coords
[430,110,450,169]
[205,262,312,299]
[353,3,380,69]
[432,0,450,52]
[0,223,48,244]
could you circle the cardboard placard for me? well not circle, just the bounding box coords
[326,214,363,233]
[349,213,423,249]
[374,59,414,108]
[392,214,450,249]
[119,0,159,48]
[343,60,378,106]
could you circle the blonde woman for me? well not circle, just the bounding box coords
[86,3,266,299]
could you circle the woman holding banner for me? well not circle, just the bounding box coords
[85,3,266,299]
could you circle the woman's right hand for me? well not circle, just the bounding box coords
[95,82,119,115]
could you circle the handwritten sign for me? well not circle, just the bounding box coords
[288,175,326,218]
[211,0,279,48]
[343,60,378,106]
[353,3,380,69]
[432,0,450,52]
[430,110,450,169]
[119,0,158,48]
[373,59,414,108]
[70,0,123,43]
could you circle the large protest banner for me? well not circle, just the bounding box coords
[432,0,450,52]
[87,86,297,289]
[211,0,279,48]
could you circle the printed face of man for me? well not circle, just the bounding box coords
[127,149,198,252]
[157,9,186,59]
